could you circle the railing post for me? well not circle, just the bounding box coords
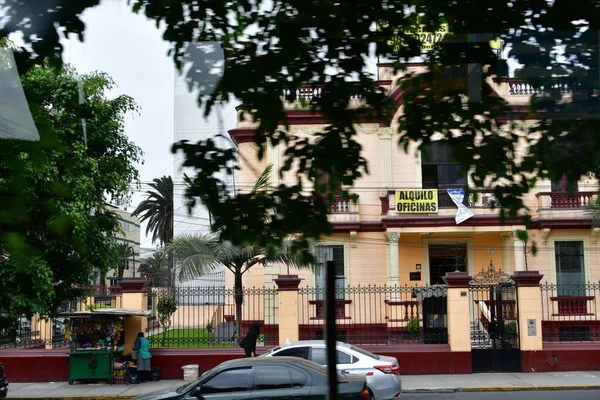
[274,275,301,344]
[443,272,472,355]
[511,271,544,352]
[119,277,148,353]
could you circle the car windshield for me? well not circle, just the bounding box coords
[258,346,281,357]
[350,345,380,360]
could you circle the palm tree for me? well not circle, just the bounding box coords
[132,176,174,286]
[585,194,600,227]
[170,233,311,340]
[115,243,134,279]
[169,163,312,339]
[138,248,170,288]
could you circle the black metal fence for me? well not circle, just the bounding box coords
[0,315,70,349]
[147,286,279,348]
[541,282,600,342]
[298,284,448,345]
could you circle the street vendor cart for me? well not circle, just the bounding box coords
[59,308,150,385]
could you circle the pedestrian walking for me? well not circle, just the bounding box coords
[133,332,152,382]
[241,321,260,357]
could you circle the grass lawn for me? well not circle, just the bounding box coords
[148,328,237,348]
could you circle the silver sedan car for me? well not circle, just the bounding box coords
[259,340,402,400]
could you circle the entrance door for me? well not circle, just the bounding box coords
[470,262,521,373]
[429,243,467,285]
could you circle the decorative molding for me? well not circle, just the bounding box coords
[500,233,512,243]
[385,231,401,244]
[274,275,302,291]
[378,127,392,140]
[350,231,357,248]
[541,228,551,245]
[442,271,471,288]
[470,260,514,285]
[511,270,544,287]
[592,228,600,244]
[119,277,147,293]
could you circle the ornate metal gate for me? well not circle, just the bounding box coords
[470,261,521,373]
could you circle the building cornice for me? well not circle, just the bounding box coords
[330,217,594,232]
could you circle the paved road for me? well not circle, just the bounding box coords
[402,390,600,400]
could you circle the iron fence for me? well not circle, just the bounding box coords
[148,286,279,348]
[298,284,448,345]
[0,315,70,349]
[541,282,600,342]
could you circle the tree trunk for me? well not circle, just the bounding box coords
[234,270,244,341]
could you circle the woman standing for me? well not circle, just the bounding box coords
[133,332,152,382]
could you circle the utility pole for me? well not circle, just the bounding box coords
[325,260,338,400]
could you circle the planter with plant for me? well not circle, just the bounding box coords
[205,322,213,334]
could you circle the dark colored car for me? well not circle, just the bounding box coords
[133,357,371,400]
[0,362,8,398]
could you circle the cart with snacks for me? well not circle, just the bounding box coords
[63,315,124,385]
[59,308,151,385]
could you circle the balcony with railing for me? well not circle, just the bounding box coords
[536,191,597,220]
[282,86,364,109]
[541,282,600,343]
[327,196,360,223]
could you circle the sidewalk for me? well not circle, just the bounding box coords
[5,371,600,399]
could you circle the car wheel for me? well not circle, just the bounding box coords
[368,389,374,400]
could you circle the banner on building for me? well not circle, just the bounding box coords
[395,189,438,213]
[447,188,474,224]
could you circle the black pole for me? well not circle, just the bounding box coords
[325,260,338,400]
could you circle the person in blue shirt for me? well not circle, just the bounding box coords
[133,332,152,382]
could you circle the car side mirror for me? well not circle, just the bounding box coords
[192,387,204,399]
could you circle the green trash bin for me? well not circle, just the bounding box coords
[68,350,113,385]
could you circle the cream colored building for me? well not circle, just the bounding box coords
[104,205,142,287]
[228,62,599,291]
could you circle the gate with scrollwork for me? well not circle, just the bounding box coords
[470,261,521,373]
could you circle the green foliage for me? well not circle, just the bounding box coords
[3,1,600,264]
[148,328,235,348]
[505,321,518,334]
[0,64,142,317]
[114,243,135,280]
[132,176,174,287]
[407,317,419,335]
[131,176,174,245]
[169,231,312,339]
[139,248,170,288]
[205,321,213,331]
[156,296,178,330]
[86,303,111,311]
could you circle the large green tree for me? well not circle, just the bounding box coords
[131,175,174,286]
[2,1,600,257]
[0,64,142,317]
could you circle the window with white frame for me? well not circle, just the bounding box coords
[554,241,585,296]
[315,245,345,300]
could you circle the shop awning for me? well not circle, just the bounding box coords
[58,308,151,318]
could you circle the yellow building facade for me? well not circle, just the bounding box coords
[228,63,599,291]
